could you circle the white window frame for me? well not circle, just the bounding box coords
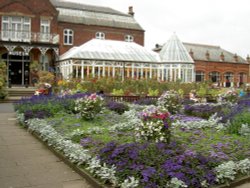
[95,32,105,40]
[63,29,74,45]
[1,16,31,42]
[125,34,134,42]
[40,19,50,42]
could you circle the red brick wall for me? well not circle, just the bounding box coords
[0,0,58,34]
[58,22,144,54]
[195,60,250,82]
[0,0,144,55]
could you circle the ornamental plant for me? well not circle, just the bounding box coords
[75,93,104,120]
[219,89,239,103]
[157,90,182,114]
[136,106,172,143]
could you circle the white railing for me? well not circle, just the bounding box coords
[0,30,59,44]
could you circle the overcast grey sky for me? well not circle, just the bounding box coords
[68,0,250,58]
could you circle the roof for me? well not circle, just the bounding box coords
[50,0,144,31]
[183,43,247,63]
[59,39,160,63]
[159,33,194,63]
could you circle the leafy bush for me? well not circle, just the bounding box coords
[111,89,124,96]
[157,90,182,114]
[105,101,129,114]
[75,93,104,120]
[136,106,172,143]
[227,110,250,135]
[0,61,7,99]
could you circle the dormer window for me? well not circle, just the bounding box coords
[125,35,134,42]
[96,32,105,40]
[64,29,74,45]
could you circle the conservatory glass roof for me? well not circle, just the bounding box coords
[59,39,161,63]
[160,33,194,63]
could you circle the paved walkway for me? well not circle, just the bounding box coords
[0,103,93,188]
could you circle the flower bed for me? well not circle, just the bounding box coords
[14,92,250,188]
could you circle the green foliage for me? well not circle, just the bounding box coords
[75,94,104,120]
[228,110,250,135]
[111,88,124,96]
[57,77,202,96]
[38,71,55,85]
[0,60,7,99]
[148,88,159,96]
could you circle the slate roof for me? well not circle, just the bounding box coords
[159,33,194,63]
[59,39,160,63]
[183,43,247,63]
[50,0,144,31]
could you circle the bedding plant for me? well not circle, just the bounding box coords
[14,90,250,188]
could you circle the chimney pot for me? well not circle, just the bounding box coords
[234,53,238,62]
[247,54,250,63]
[205,51,210,60]
[220,52,225,61]
[189,49,194,59]
[128,6,134,16]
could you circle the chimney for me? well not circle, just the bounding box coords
[246,54,250,63]
[128,6,134,16]
[189,49,194,59]
[205,50,210,60]
[234,53,238,62]
[220,52,225,61]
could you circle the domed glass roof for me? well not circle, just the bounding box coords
[160,33,194,63]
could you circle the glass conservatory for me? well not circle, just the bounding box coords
[159,33,195,82]
[58,34,195,82]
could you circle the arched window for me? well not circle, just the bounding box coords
[95,32,105,40]
[224,72,234,87]
[209,72,220,82]
[125,35,134,42]
[64,29,74,45]
[238,72,247,86]
[195,71,205,82]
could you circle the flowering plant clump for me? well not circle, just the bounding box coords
[75,93,104,120]
[157,90,182,114]
[136,105,172,143]
[219,89,239,103]
[98,141,218,188]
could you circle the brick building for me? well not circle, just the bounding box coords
[0,0,144,87]
[154,40,250,87]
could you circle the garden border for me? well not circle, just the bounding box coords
[30,131,109,188]
[16,116,250,188]
[28,127,250,188]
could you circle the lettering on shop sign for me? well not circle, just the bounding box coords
[9,51,29,56]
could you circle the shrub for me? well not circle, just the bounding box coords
[136,106,172,143]
[227,110,250,135]
[157,90,182,114]
[75,93,104,120]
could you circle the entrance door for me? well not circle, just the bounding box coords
[9,61,23,85]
